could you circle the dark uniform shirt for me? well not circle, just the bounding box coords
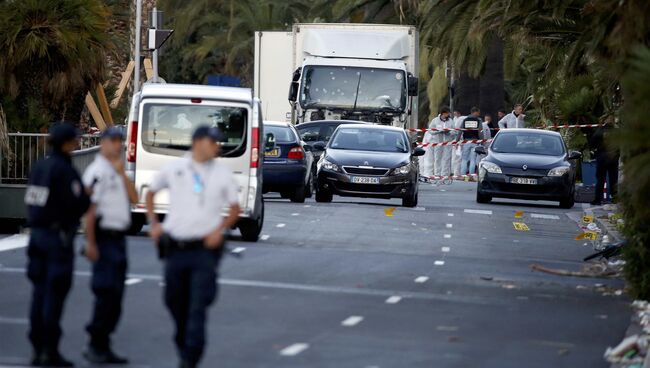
[25,150,90,230]
[461,116,483,140]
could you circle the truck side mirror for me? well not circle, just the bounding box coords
[288,81,299,102]
[408,75,419,96]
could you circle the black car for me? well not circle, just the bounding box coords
[262,121,314,203]
[315,124,425,207]
[474,129,581,208]
[296,120,370,175]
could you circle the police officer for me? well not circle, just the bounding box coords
[25,123,90,367]
[145,126,240,368]
[81,127,137,364]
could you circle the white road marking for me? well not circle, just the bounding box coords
[291,213,300,216]
[0,234,29,252]
[341,316,364,327]
[385,296,402,304]
[444,234,451,239]
[280,343,309,356]
[303,205,311,208]
[260,234,270,241]
[125,278,142,286]
[414,276,429,283]
[276,223,286,228]
[411,207,426,211]
[0,316,28,325]
[231,247,246,254]
[447,213,454,217]
[464,209,493,215]
[530,213,560,220]
[441,247,450,252]
[436,325,459,332]
[446,223,453,228]
[434,260,445,266]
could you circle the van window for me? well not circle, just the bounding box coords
[142,103,247,157]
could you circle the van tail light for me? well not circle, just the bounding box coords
[288,146,305,160]
[250,127,259,168]
[127,121,138,163]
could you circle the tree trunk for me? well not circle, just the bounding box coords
[479,37,505,119]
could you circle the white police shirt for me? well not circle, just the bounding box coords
[82,154,131,231]
[149,155,239,240]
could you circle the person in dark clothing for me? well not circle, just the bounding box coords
[459,107,483,175]
[25,123,90,367]
[588,122,619,205]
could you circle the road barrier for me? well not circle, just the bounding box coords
[417,139,491,148]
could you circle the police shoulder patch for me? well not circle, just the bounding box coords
[25,185,50,206]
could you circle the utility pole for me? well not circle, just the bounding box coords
[152,7,159,83]
[134,0,142,93]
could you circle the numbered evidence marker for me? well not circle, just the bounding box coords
[582,215,594,223]
[514,211,524,219]
[384,207,396,217]
[574,231,598,241]
[512,222,530,231]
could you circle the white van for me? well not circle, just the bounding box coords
[125,84,264,241]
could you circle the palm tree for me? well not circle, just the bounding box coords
[0,0,113,129]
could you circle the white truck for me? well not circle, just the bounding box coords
[254,23,419,128]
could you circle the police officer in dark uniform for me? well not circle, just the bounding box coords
[145,126,240,368]
[25,123,90,367]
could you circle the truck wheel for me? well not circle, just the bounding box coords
[239,202,264,242]
[402,190,418,208]
[127,214,146,235]
[476,190,492,204]
[315,188,333,203]
[290,184,307,203]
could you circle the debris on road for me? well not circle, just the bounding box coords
[530,262,622,279]
[604,300,650,367]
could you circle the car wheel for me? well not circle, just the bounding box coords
[402,189,418,207]
[559,196,575,209]
[305,175,314,199]
[290,184,307,203]
[280,190,291,199]
[126,213,146,235]
[476,190,492,204]
[315,187,333,203]
[239,201,264,242]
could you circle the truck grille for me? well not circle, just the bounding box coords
[342,166,389,176]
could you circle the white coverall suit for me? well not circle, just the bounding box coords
[420,119,436,178]
[431,115,454,177]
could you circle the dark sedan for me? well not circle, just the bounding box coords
[475,129,581,208]
[315,124,425,207]
[263,121,314,203]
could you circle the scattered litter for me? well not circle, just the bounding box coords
[596,314,608,320]
[604,334,648,364]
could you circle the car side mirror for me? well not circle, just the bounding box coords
[313,142,326,151]
[288,82,299,102]
[474,146,487,155]
[412,147,426,156]
[408,75,419,96]
[265,133,276,150]
[568,150,582,160]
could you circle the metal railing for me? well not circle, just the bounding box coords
[1,133,101,184]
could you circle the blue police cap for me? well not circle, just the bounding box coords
[48,122,80,146]
[192,126,223,142]
[101,126,124,140]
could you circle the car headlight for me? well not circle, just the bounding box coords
[547,166,570,177]
[394,163,410,175]
[480,161,502,174]
[322,159,339,172]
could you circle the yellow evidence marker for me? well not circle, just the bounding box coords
[384,207,396,217]
[512,222,530,231]
[514,211,524,219]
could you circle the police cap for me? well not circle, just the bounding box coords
[48,122,80,147]
[101,126,124,140]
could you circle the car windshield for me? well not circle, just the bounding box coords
[300,66,406,111]
[491,132,565,156]
[330,128,409,153]
[142,103,247,155]
[265,125,296,143]
[297,123,341,143]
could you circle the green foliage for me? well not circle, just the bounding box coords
[618,47,650,299]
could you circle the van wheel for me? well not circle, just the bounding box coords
[239,202,264,242]
[127,214,146,235]
[290,184,307,203]
[476,190,492,204]
[315,188,333,203]
[402,190,418,208]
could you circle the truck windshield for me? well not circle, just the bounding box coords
[300,66,406,111]
[141,103,247,157]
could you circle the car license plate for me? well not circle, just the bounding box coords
[265,148,280,157]
[510,177,537,185]
[351,176,380,184]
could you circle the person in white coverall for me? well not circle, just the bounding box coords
[498,104,526,129]
[451,110,466,176]
[431,107,454,177]
[420,124,435,178]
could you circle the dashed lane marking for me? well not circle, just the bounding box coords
[447,213,454,217]
[385,296,402,304]
[276,223,286,228]
[530,213,561,220]
[125,278,142,286]
[260,234,270,241]
[444,234,451,239]
[341,316,364,327]
[446,223,453,228]
[464,209,493,215]
[434,260,445,266]
[0,234,29,252]
[291,213,300,216]
[441,247,450,252]
[414,276,429,283]
[436,325,459,332]
[280,343,309,356]
[231,247,246,254]
[303,205,311,208]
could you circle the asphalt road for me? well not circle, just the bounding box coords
[0,182,630,368]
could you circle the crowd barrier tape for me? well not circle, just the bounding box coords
[417,139,492,148]
[408,123,604,134]
[419,174,479,183]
